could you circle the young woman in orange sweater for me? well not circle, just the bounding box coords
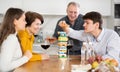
[18,11,49,61]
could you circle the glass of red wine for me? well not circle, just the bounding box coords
[67,40,73,60]
[41,39,50,54]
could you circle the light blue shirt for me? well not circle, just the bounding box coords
[68,28,120,65]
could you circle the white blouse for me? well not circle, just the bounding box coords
[0,33,29,72]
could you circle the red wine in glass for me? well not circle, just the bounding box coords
[67,40,73,59]
[41,44,50,50]
[67,44,73,49]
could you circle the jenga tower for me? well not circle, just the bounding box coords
[57,31,68,58]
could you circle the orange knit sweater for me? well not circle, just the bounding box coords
[18,29,42,61]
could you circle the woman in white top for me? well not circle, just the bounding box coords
[0,8,32,72]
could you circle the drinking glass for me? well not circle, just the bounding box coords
[46,36,56,44]
[41,39,50,54]
[67,40,73,60]
[45,31,55,43]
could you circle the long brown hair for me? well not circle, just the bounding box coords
[0,8,24,46]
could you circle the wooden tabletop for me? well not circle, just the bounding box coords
[14,55,81,72]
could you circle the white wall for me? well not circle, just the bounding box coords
[0,0,111,16]
[0,0,117,32]
[40,15,65,35]
[114,0,120,3]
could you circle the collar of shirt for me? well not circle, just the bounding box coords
[96,28,105,42]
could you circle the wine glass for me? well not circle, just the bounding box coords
[45,31,56,44]
[46,36,56,44]
[67,40,73,60]
[41,39,50,54]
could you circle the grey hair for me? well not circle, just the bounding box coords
[67,1,80,8]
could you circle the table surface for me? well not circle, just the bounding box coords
[14,55,81,72]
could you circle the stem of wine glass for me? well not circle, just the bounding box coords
[45,49,47,54]
[68,49,69,60]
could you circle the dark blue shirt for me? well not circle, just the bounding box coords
[53,14,84,53]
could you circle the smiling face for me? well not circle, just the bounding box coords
[67,4,80,23]
[83,19,99,33]
[27,18,41,35]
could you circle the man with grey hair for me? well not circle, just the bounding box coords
[53,1,84,55]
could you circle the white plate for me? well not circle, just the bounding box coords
[71,64,91,72]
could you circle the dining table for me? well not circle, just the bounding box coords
[13,55,81,72]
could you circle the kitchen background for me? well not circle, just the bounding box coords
[0,0,120,54]
[0,0,120,36]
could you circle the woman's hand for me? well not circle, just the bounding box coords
[41,54,50,60]
[24,50,32,59]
